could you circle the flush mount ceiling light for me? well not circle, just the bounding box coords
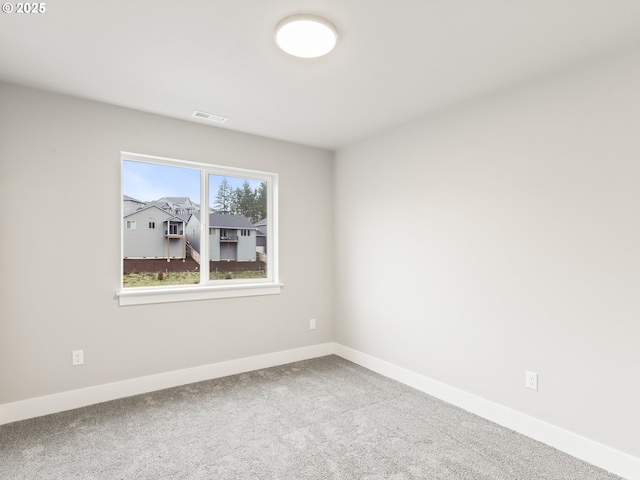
[275,14,338,58]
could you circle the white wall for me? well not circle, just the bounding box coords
[334,43,640,458]
[0,82,333,405]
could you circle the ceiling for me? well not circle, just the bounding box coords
[2,0,640,150]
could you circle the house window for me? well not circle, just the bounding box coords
[119,152,279,306]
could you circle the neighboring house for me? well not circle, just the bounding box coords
[187,213,257,261]
[254,218,267,254]
[123,205,189,259]
[147,200,174,214]
[157,197,198,217]
[125,196,200,217]
[123,195,146,215]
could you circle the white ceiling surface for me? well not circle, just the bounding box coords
[2,1,640,150]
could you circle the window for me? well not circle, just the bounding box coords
[119,152,279,306]
[168,223,180,235]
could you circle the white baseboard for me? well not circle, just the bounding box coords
[0,342,335,426]
[2,342,637,479]
[333,343,639,480]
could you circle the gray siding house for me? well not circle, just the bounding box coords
[157,197,198,217]
[123,205,188,259]
[123,195,146,215]
[186,213,257,261]
[254,218,267,254]
[146,200,173,213]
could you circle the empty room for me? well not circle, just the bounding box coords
[1,1,639,479]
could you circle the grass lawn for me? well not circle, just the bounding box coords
[123,271,200,287]
[210,270,267,280]
[123,270,266,287]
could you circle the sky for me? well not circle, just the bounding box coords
[123,160,263,207]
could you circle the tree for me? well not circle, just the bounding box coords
[234,180,257,220]
[213,178,266,223]
[213,178,233,214]
[254,181,267,223]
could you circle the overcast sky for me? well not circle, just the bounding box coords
[123,160,262,206]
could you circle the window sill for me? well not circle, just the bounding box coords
[117,282,283,306]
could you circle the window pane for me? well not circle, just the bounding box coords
[122,160,201,288]
[206,175,267,281]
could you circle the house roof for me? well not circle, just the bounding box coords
[192,212,255,229]
[123,195,145,203]
[159,197,193,205]
[147,200,172,210]
[123,204,173,219]
[254,218,267,236]
[212,213,255,229]
[166,214,191,223]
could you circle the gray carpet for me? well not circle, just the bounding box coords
[0,355,624,479]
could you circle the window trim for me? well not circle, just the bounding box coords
[118,151,281,306]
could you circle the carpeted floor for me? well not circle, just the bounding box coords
[0,355,624,479]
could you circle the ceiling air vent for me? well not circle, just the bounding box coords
[191,110,228,123]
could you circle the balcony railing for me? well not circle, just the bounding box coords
[220,234,238,241]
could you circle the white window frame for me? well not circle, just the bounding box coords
[117,152,281,306]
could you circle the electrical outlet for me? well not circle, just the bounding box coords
[310,318,316,330]
[525,371,538,390]
[72,350,84,366]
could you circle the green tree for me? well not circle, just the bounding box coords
[234,180,257,220]
[254,181,267,223]
[214,178,233,214]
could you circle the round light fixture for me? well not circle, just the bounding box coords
[275,15,338,58]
